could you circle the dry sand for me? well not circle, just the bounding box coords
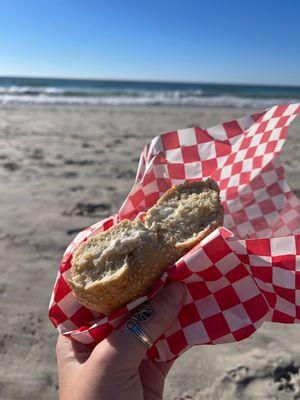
[0,105,299,400]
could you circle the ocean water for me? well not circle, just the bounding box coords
[0,76,299,108]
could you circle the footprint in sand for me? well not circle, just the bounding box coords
[0,283,7,294]
[116,169,136,179]
[113,138,123,145]
[29,148,44,160]
[131,157,140,163]
[222,361,300,399]
[3,161,20,171]
[63,201,110,217]
[94,149,104,155]
[64,159,95,166]
[123,132,139,139]
[69,185,85,192]
[62,171,78,178]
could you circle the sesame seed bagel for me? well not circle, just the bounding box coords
[69,179,223,315]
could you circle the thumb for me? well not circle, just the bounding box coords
[92,282,186,366]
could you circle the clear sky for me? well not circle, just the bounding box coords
[0,0,299,85]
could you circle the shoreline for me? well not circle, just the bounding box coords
[0,101,298,109]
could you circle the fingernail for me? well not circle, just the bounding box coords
[165,282,186,306]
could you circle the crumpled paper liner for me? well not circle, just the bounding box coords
[49,103,300,361]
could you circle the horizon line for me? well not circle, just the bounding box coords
[0,74,300,89]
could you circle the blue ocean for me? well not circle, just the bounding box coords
[0,76,299,108]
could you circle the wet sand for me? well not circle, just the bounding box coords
[0,105,299,400]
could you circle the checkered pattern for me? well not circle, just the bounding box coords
[49,103,300,361]
[229,235,300,324]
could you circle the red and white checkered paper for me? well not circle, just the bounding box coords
[49,103,300,362]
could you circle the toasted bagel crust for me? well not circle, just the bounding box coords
[69,179,223,314]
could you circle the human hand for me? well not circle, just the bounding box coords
[56,281,186,400]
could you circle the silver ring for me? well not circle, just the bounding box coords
[126,303,153,349]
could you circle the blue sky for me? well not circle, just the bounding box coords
[0,0,299,85]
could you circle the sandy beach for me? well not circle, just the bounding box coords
[0,105,299,400]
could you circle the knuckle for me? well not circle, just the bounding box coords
[151,297,173,328]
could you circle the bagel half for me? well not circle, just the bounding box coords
[68,179,223,314]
